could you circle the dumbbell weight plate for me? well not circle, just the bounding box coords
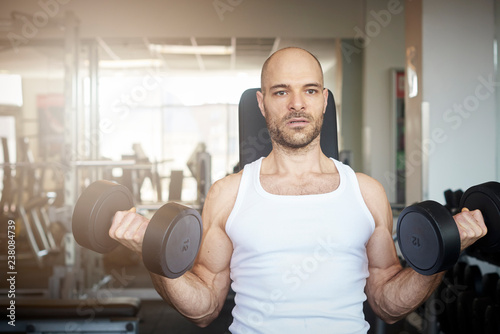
[481,273,499,297]
[72,180,134,253]
[143,202,203,279]
[464,264,482,294]
[485,305,500,334]
[459,181,500,253]
[397,200,460,275]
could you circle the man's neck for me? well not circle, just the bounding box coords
[262,140,334,177]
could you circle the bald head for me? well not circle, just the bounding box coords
[260,47,324,93]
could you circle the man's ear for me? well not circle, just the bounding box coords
[256,90,266,118]
[322,88,328,114]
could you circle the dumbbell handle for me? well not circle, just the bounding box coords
[455,208,488,252]
[459,182,500,252]
[108,207,149,255]
[72,180,203,279]
[397,181,499,276]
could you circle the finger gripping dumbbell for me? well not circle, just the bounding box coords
[397,182,500,275]
[72,180,203,279]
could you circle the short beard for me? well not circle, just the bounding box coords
[266,111,323,151]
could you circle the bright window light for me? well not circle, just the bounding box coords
[149,44,234,55]
[0,74,23,107]
[164,72,260,106]
[99,70,260,107]
[99,59,164,69]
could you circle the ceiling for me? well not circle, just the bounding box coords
[0,36,337,78]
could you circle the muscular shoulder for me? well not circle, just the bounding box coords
[202,171,243,228]
[356,173,392,231]
[356,173,386,198]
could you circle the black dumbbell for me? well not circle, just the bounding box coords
[436,268,455,333]
[496,279,500,305]
[472,273,500,333]
[72,180,203,278]
[397,182,500,275]
[441,262,469,334]
[484,304,500,334]
[483,279,500,333]
[456,265,483,334]
[444,188,464,215]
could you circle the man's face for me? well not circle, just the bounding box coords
[257,49,328,151]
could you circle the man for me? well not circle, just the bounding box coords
[110,47,487,333]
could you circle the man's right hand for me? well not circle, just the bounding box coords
[109,207,150,255]
[453,207,487,252]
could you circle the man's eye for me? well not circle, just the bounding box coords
[274,91,286,96]
[306,89,317,94]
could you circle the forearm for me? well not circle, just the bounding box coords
[370,266,444,323]
[149,270,224,327]
[108,179,235,326]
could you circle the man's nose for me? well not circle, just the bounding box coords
[288,92,305,111]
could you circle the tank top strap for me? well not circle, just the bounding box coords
[225,157,263,234]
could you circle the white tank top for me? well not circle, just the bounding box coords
[225,157,375,334]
